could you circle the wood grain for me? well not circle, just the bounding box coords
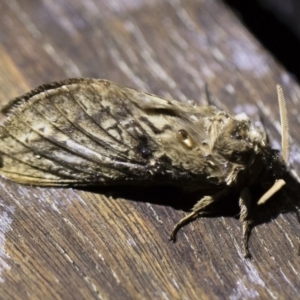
[0,0,300,299]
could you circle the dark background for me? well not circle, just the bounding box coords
[224,0,300,81]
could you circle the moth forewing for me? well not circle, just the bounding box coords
[0,79,289,257]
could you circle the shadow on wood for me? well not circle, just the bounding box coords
[78,166,300,240]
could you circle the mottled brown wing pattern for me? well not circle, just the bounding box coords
[0,79,223,187]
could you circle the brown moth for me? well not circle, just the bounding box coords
[0,78,289,257]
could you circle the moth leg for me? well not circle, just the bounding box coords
[239,188,252,258]
[170,189,229,241]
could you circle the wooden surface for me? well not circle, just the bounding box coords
[0,0,300,299]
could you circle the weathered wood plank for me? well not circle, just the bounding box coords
[0,0,299,299]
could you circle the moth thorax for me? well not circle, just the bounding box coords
[177,129,195,149]
[249,127,266,147]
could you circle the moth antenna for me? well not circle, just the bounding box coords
[257,179,286,205]
[258,85,289,205]
[277,84,289,163]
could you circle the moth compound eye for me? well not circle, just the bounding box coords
[177,129,195,149]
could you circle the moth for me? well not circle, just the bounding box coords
[0,78,289,257]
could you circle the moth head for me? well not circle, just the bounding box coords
[257,85,289,205]
[234,112,267,147]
